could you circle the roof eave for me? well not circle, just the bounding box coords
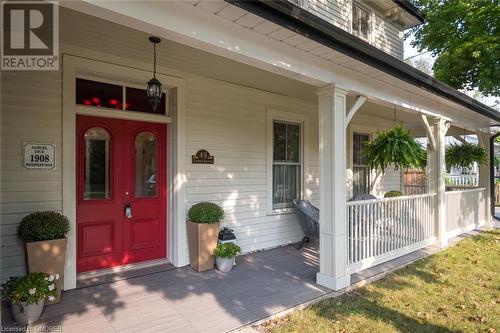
[226,0,500,123]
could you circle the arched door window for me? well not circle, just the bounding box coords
[135,131,157,197]
[84,127,111,200]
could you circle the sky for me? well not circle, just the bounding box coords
[403,34,499,109]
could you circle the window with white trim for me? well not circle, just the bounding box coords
[272,120,302,209]
[352,3,371,41]
[352,132,370,196]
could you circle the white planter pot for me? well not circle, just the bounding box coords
[216,257,235,273]
[11,299,44,325]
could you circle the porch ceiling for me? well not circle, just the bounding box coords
[61,0,496,131]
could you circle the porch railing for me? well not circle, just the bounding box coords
[446,174,479,188]
[346,193,436,273]
[445,188,486,238]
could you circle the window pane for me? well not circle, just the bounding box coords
[353,133,369,165]
[359,8,370,39]
[286,124,300,163]
[126,87,166,115]
[76,78,123,109]
[284,165,300,204]
[273,122,286,162]
[84,127,110,200]
[273,164,300,208]
[273,164,285,206]
[352,6,359,32]
[353,166,368,196]
[135,132,157,197]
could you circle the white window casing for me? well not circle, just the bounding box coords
[266,109,309,215]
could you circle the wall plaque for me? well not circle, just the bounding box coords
[23,142,55,169]
[192,149,214,164]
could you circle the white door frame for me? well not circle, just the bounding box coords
[62,55,187,290]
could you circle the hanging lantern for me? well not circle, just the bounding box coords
[146,36,162,111]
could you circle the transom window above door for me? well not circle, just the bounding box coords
[76,78,167,115]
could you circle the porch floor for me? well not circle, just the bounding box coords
[1,231,480,333]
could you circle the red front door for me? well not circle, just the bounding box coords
[76,115,167,272]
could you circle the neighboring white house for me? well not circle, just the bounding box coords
[1,0,497,291]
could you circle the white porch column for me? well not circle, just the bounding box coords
[316,84,350,290]
[427,118,449,247]
[477,132,493,228]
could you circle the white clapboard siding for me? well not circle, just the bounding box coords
[372,14,404,60]
[303,0,351,31]
[185,76,318,255]
[1,71,62,281]
[372,165,403,197]
[298,1,404,59]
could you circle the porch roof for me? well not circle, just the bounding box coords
[228,0,500,124]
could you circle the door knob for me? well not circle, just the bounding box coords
[124,203,132,219]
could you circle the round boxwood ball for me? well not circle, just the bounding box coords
[188,202,224,224]
[18,211,70,242]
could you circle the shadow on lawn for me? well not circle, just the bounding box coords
[314,291,461,333]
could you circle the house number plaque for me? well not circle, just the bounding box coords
[23,142,56,169]
[192,149,214,164]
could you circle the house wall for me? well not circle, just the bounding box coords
[298,0,404,59]
[0,8,398,281]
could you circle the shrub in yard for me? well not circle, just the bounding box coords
[213,243,241,258]
[17,212,70,242]
[188,202,224,224]
[384,190,403,198]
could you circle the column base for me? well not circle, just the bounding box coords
[436,237,448,249]
[316,272,351,291]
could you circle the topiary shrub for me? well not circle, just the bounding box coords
[213,243,241,258]
[384,190,403,198]
[18,212,70,243]
[188,202,224,224]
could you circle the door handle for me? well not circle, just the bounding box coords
[125,203,132,219]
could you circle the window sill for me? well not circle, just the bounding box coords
[267,207,296,216]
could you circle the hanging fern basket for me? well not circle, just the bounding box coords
[363,125,426,172]
[445,143,487,169]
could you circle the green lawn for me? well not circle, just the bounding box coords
[264,230,500,333]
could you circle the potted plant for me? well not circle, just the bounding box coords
[363,125,426,172]
[17,211,69,304]
[445,143,487,170]
[187,202,224,272]
[214,243,241,273]
[1,272,58,325]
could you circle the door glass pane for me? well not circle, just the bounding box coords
[273,122,286,162]
[84,127,111,200]
[135,132,157,197]
[286,124,300,162]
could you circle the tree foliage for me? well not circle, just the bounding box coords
[409,0,500,96]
